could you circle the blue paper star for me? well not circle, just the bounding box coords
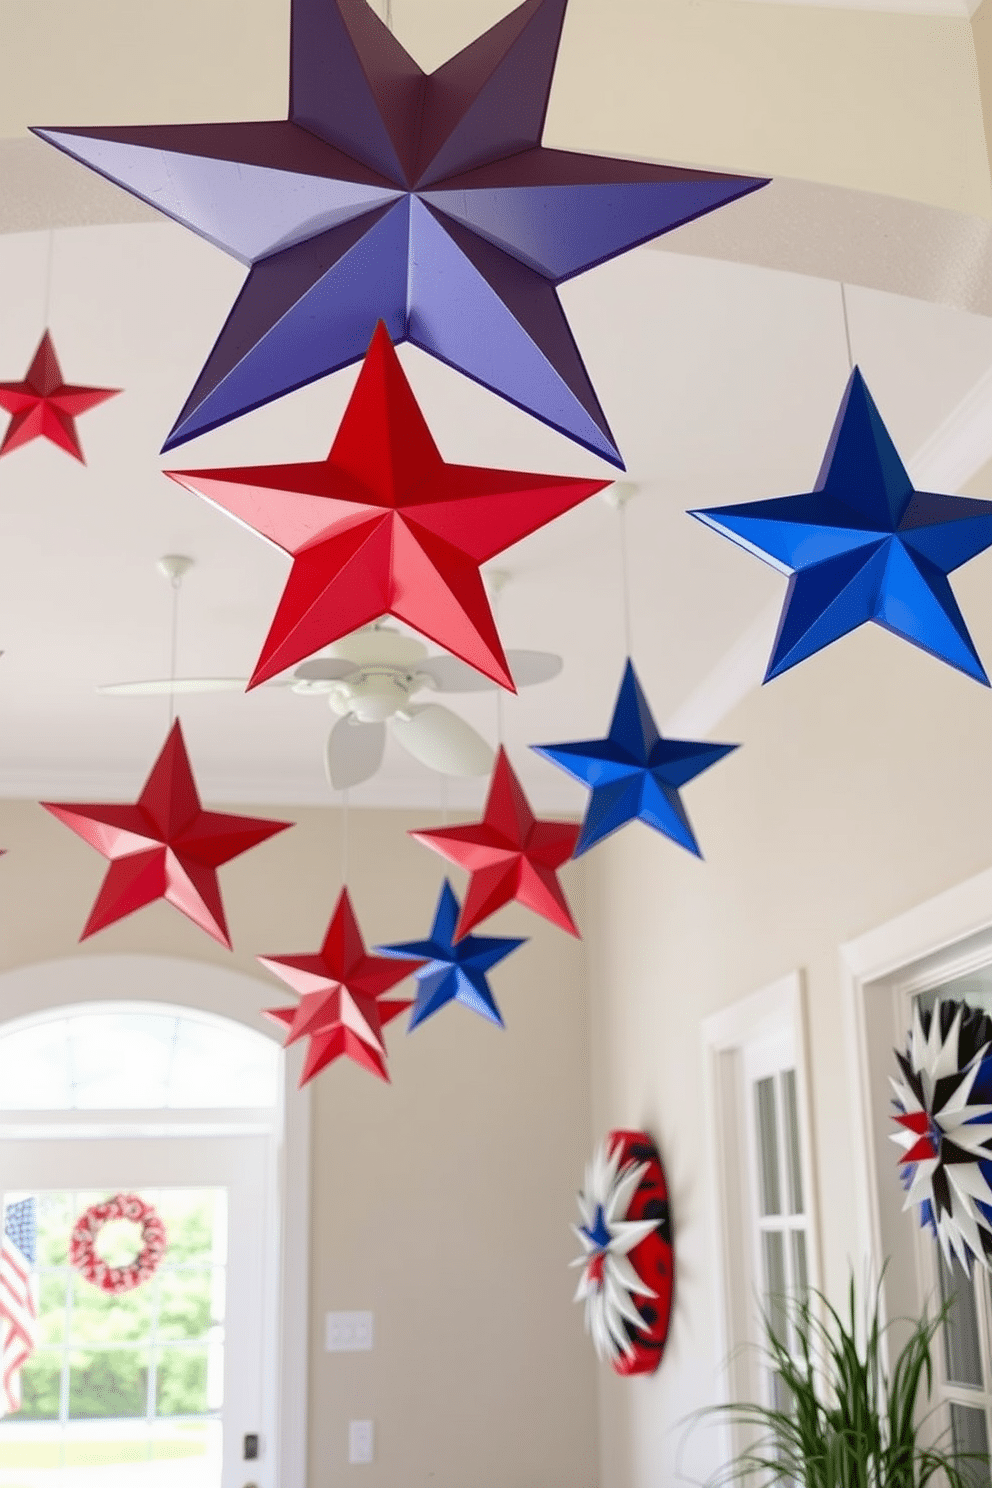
[691,368,992,685]
[34,0,765,460]
[378,880,525,1029]
[532,659,737,858]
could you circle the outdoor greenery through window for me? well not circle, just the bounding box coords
[0,1188,225,1487]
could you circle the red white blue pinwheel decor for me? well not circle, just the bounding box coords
[533,658,737,857]
[691,368,992,685]
[891,999,992,1273]
[35,0,766,460]
[572,1130,673,1375]
[378,879,525,1029]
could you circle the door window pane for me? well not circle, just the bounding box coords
[950,1402,992,1488]
[69,1349,150,1418]
[755,1077,782,1216]
[939,1254,984,1389]
[782,1069,805,1215]
[762,1230,787,1343]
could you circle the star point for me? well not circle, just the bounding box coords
[167,323,608,690]
[41,720,292,946]
[692,368,992,686]
[35,0,766,460]
[259,886,423,1083]
[410,748,580,938]
[533,659,737,858]
[0,331,119,463]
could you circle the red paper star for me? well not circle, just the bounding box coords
[41,720,292,946]
[259,887,423,1084]
[0,331,119,462]
[165,323,609,691]
[410,748,581,939]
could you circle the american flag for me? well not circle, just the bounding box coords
[1,1198,37,1417]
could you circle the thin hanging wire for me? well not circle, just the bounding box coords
[340,788,350,887]
[167,574,181,729]
[42,230,54,328]
[439,772,449,828]
[618,499,634,659]
[839,281,854,374]
[381,0,393,28]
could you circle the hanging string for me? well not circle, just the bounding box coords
[340,788,350,887]
[618,498,634,659]
[382,0,393,28]
[439,772,449,828]
[839,281,854,374]
[167,573,181,730]
[42,229,54,328]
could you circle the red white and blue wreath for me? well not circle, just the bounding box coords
[69,1193,167,1295]
[891,998,992,1272]
[571,1130,673,1376]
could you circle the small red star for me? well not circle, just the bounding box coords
[0,331,119,462]
[410,748,581,939]
[260,888,423,1084]
[41,720,292,946]
[165,323,609,690]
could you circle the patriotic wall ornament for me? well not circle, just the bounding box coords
[572,1130,673,1375]
[260,887,423,1084]
[410,747,581,939]
[69,1194,167,1296]
[35,0,766,460]
[378,879,525,1029]
[533,658,737,857]
[41,719,292,947]
[891,998,992,1273]
[691,368,992,685]
[166,323,608,691]
[0,331,119,463]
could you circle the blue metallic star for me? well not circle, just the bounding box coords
[378,880,525,1029]
[532,659,737,858]
[34,0,766,460]
[691,367,992,685]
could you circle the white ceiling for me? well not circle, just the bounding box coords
[2,0,992,811]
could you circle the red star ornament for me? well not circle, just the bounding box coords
[165,322,610,691]
[410,747,581,939]
[41,720,292,946]
[0,331,119,462]
[259,887,423,1084]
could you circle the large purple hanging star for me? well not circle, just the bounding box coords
[35,0,766,462]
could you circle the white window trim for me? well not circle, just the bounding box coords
[702,970,822,1425]
[0,954,310,1488]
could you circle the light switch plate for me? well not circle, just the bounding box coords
[348,1419,374,1464]
[325,1310,374,1352]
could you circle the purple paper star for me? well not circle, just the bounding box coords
[35,0,766,461]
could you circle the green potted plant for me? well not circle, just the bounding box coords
[697,1276,987,1486]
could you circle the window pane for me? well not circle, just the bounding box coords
[156,1348,209,1417]
[791,1229,809,1297]
[939,1254,984,1389]
[950,1402,992,1488]
[158,1269,214,1343]
[755,1077,781,1215]
[781,1069,804,1215]
[36,1192,72,1267]
[762,1230,787,1344]
[70,1269,155,1344]
[69,1349,149,1419]
[15,1352,63,1420]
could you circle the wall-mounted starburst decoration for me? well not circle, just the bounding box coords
[571,1130,673,1376]
[891,998,992,1273]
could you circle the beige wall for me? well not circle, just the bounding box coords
[0,796,598,1488]
[582,613,992,1488]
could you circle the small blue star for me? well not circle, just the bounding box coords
[582,1204,612,1252]
[532,659,737,858]
[691,368,992,685]
[378,880,525,1030]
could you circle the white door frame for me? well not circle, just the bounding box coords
[0,954,310,1488]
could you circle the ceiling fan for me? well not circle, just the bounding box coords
[99,623,563,790]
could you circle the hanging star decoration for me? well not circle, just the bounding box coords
[691,368,992,685]
[891,998,992,1273]
[410,747,580,938]
[378,879,525,1029]
[41,719,292,946]
[166,322,607,689]
[260,886,423,1083]
[533,658,737,857]
[571,1130,673,1375]
[35,0,766,460]
[0,331,119,463]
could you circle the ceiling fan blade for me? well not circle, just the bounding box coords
[415,650,563,693]
[97,678,249,696]
[292,658,358,682]
[325,716,386,790]
[392,705,495,777]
